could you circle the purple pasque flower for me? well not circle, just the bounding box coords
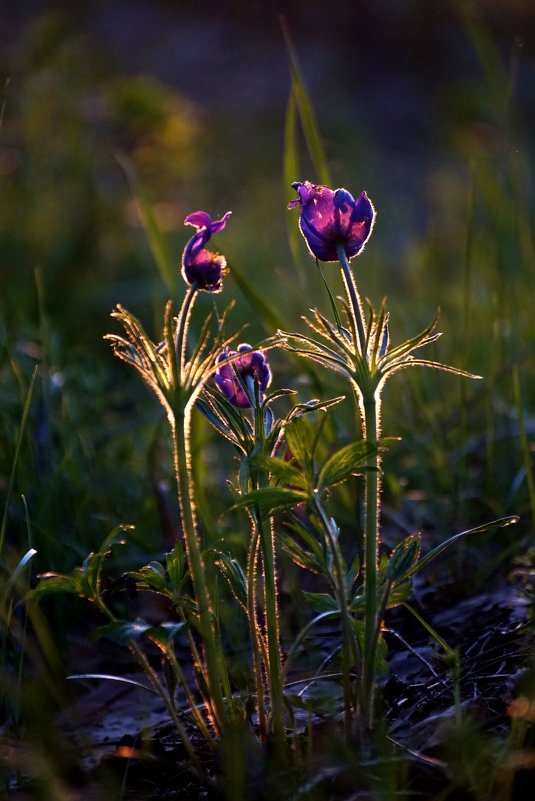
[181,210,232,292]
[215,344,272,408]
[288,181,375,262]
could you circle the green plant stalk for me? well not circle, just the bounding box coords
[337,245,367,358]
[361,392,379,729]
[164,637,215,745]
[255,510,285,740]
[246,526,268,738]
[247,379,284,741]
[337,244,381,728]
[173,407,229,733]
[175,282,199,379]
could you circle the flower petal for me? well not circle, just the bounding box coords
[289,181,375,262]
[184,210,213,230]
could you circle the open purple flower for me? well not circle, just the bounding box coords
[181,210,232,292]
[215,344,272,408]
[288,181,375,262]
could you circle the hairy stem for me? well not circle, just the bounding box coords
[246,526,267,738]
[256,511,285,741]
[337,244,367,358]
[174,283,199,380]
[361,392,380,729]
[173,407,229,733]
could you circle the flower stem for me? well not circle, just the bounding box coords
[173,406,229,733]
[361,392,380,730]
[174,283,199,380]
[337,244,367,358]
[246,526,268,738]
[256,511,285,742]
[336,243,382,728]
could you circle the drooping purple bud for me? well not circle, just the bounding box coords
[181,210,232,292]
[288,181,375,262]
[215,344,272,408]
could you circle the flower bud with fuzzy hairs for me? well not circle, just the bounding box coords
[215,344,272,408]
[181,210,232,292]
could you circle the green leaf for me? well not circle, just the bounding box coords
[83,524,132,599]
[250,454,309,491]
[284,511,329,571]
[27,572,84,602]
[317,440,377,491]
[381,310,441,365]
[215,552,247,609]
[201,385,252,451]
[391,358,482,380]
[386,535,420,583]
[386,582,412,608]
[281,536,322,574]
[351,620,388,675]
[263,388,296,405]
[146,621,187,649]
[129,561,169,593]
[345,553,360,593]
[166,541,189,595]
[302,592,339,614]
[285,417,315,475]
[286,395,346,421]
[29,526,132,605]
[94,618,152,644]
[231,487,307,516]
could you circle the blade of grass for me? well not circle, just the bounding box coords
[512,367,535,531]
[0,367,38,559]
[229,259,285,335]
[280,17,331,187]
[454,0,508,102]
[284,90,307,285]
[401,602,455,657]
[67,673,158,694]
[403,515,519,582]
[0,77,9,130]
[115,152,175,293]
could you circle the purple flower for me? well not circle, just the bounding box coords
[215,344,272,408]
[288,181,375,262]
[181,210,232,292]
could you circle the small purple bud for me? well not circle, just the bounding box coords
[288,181,375,263]
[181,210,232,292]
[215,344,272,408]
